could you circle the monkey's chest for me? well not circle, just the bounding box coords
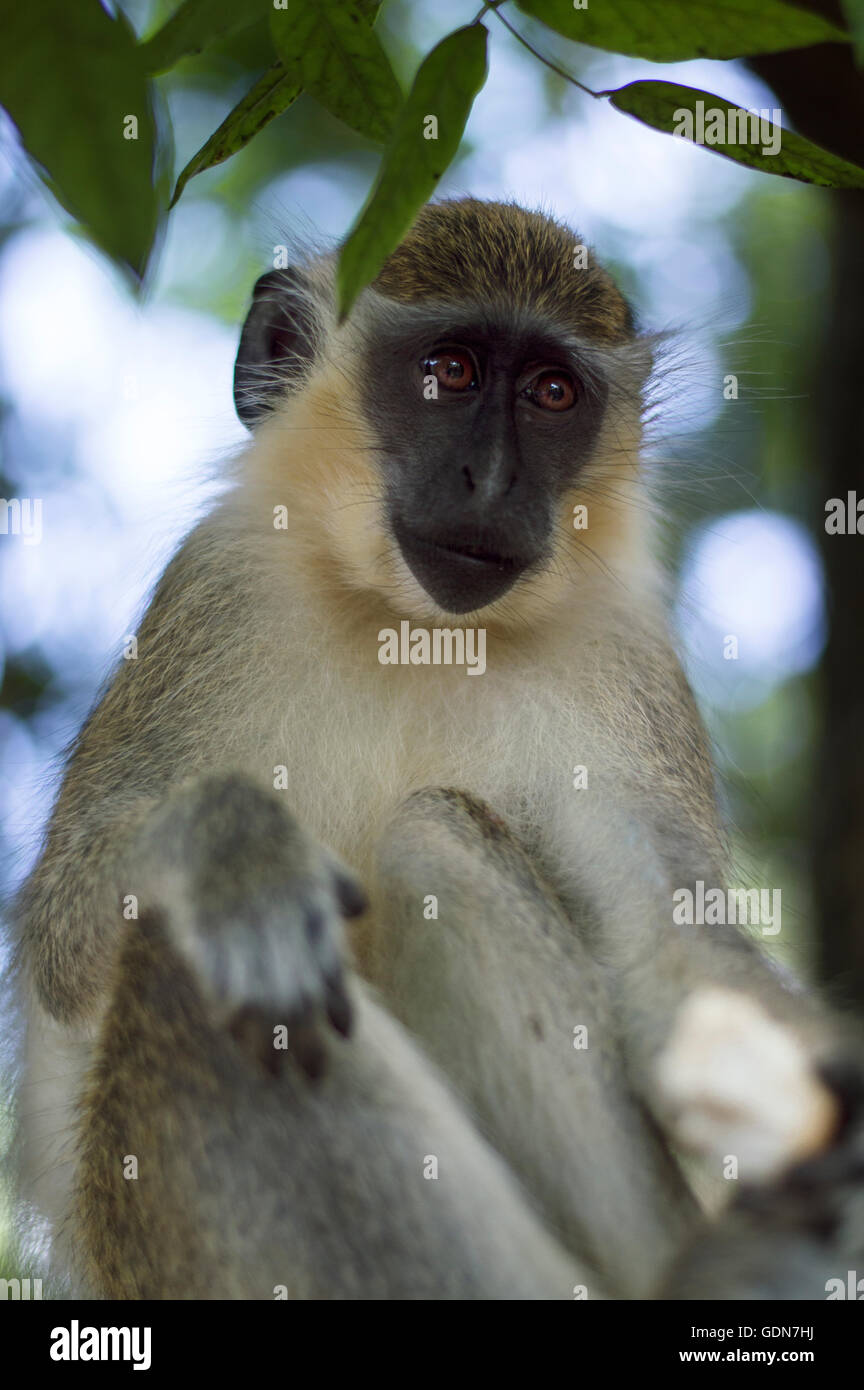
[267,661,584,887]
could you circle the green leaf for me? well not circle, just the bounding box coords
[841,0,864,64]
[270,0,402,144]
[170,61,302,206]
[169,0,385,204]
[141,0,271,75]
[605,81,864,188]
[336,24,488,322]
[516,0,848,62]
[0,0,160,281]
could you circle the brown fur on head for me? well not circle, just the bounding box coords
[239,198,657,635]
[374,199,635,346]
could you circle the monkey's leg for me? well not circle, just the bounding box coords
[71,775,580,1300]
[367,788,699,1300]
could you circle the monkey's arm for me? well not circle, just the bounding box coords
[16,517,267,1022]
[585,759,856,1186]
[572,637,857,1180]
[609,907,854,1178]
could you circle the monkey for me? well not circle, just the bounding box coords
[12,198,864,1300]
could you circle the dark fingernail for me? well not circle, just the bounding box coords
[305,907,325,943]
[290,1018,327,1082]
[326,982,354,1038]
[336,873,368,919]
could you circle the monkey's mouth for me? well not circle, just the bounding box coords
[437,539,520,567]
[392,520,531,613]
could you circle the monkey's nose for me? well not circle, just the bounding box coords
[460,459,517,504]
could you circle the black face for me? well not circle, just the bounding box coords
[360,312,609,613]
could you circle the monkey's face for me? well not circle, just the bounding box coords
[235,201,653,627]
[356,310,610,614]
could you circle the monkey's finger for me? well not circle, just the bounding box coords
[334,872,368,919]
[319,847,368,918]
[288,1010,329,1082]
[227,1005,288,1077]
[324,973,354,1038]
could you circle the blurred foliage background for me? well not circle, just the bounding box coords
[1,0,862,1285]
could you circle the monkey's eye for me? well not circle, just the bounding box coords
[422,347,478,393]
[522,370,577,412]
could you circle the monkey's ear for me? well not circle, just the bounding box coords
[233,268,319,429]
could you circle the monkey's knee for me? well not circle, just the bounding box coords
[387,786,518,851]
[372,781,598,1073]
[377,786,565,940]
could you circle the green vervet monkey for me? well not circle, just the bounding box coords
[15,200,864,1300]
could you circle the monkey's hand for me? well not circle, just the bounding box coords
[655,988,841,1183]
[129,773,367,1079]
[658,1051,864,1299]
